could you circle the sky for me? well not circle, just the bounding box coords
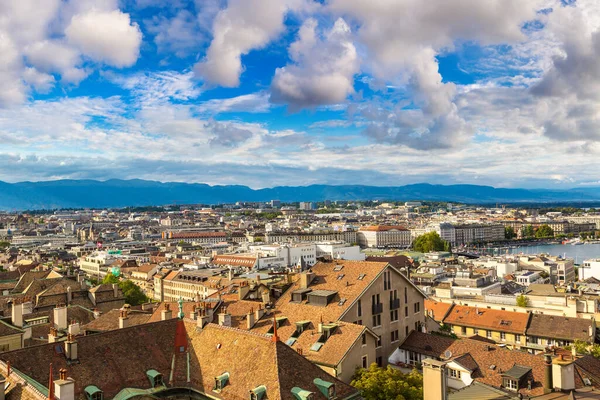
[2,0,600,189]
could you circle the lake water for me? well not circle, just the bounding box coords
[494,243,600,263]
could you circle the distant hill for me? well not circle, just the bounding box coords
[0,179,599,210]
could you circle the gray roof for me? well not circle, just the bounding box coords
[502,365,531,380]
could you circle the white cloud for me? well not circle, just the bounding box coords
[112,71,202,105]
[197,92,271,114]
[66,9,142,68]
[22,68,55,93]
[195,0,317,87]
[271,18,359,109]
[146,10,205,58]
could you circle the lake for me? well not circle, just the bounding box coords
[491,243,600,264]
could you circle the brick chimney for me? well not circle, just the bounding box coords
[197,308,211,329]
[119,310,129,329]
[161,304,172,321]
[54,305,68,331]
[189,305,197,320]
[48,327,58,343]
[54,368,75,400]
[238,281,250,301]
[422,359,447,400]
[65,334,78,362]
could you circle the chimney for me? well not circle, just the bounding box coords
[22,301,33,315]
[0,373,6,400]
[48,364,55,400]
[422,359,447,400]
[189,306,197,320]
[544,353,553,394]
[228,268,233,282]
[246,309,256,330]
[589,325,594,338]
[197,309,211,329]
[161,304,172,321]
[11,301,23,328]
[48,327,58,343]
[92,309,101,319]
[261,291,270,305]
[118,310,129,329]
[54,305,68,331]
[54,368,75,400]
[255,304,265,321]
[238,282,250,301]
[112,284,119,298]
[68,322,80,336]
[552,355,575,391]
[299,272,314,289]
[66,287,72,305]
[318,315,323,334]
[218,312,231,327]
[65,334,78,362]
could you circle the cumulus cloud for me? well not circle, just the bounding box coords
[66,9,142,68]
[208,121,254,147]
[271,18,359,109]
[195,0,317,87]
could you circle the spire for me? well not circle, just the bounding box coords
[271,315,279,343]
[48,363,54,400]
[178,297,184,319]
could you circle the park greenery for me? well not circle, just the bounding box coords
[412,231,451,253]
[0,241,9,250]
[102,274,149,306]
[535,224,554,238]
[504,226,516,240]
[567,340,600,358]
[351,363,423,400]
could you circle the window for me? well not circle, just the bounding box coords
[414,302,420,314]
[504,378,518,391]
[376,336,382,348]
[389,290,399,309]
[515,334,521,343]
[383,270,392,290]
[391,330,399,342]
[405,306,409,317]
[390,309,399,322]
[461,326,467,335]
[372,314,381,327]
[405,326,409,336]
[500,332,506,340]
[404,287,408,303]
[408,351,420,365]
[486,330,492,338]
[362,333,366,346]
[529,337,538,344]
[448,369,461,379]
[473,328,479,335]
[358,299,362,317]
[372,294,382,315]
[376,356,383,367]
[362,355,368,369]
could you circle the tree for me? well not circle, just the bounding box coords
[119,280,149,306]
[535,224,554,238]
[504,226,516,240]
[351,364,423,400]
[412,232,449,253]
[0,241,9,249]
[102,274,120,285]
[516,294,529,307]
[521,225,535,238]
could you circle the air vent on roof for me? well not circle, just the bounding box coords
[584,378,592,386]
[333,265,344,272]
[337,274,345,280]
[489,365,496,370]
[338,298,347,306]
[444,350,452,359]
[357,274,366,280]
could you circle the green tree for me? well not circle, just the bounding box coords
[535,224,554,238]
[516,294,529,307]
[0,241,9,249]
[119,280,149,306]
[568,340,600,358]
[504,226,516,240]
[102,274,120,285]
[351,364,423,400]
[521,225,535,238]
[412,232,449,253]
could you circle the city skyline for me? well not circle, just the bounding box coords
[1,0,599,189]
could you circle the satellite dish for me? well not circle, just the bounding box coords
[444,350,453,359]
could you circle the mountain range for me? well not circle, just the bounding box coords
[1,179,600,210]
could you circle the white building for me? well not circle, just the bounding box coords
[356,225,411,248]
[314,242,365,261]
[79,251,117,278]
[580,259,600,280]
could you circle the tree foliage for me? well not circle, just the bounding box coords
[535,224,554,238]
[101,274,148,306]
[568,340,600,358]
[521,225,535,238]
[504,226,516,240]
[516,294,529,307]
[412,232,450,253]
[0,241,9,249]
[351,364,423,400]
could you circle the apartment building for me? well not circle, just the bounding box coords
[248,259,425,380]
[78,251,117,279]
[153,270,220,302]
[357,225,411,248]
[264,230,357,244]
[161,230,228,244]
[439,223,505,246]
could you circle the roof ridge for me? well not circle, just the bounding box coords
[203,322,272,340]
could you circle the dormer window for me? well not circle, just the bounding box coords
[291,387,315,400]
[214,372,230,392]
[313,378,336,399]
[84,386,103,400]
[249,385,267,400]
[146,369,164,388]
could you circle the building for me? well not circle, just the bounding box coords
[299,202,316,211]
[78,251,117,279]
[580,259,600,280]
[440,223,505,246]
[250,259,426,379]
[161,230,228,244]
[1,317,359,400]
[153,270,221,302]
[315,242,365,261]
[357,225,411,248]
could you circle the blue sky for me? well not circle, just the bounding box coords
[1,0,600,189]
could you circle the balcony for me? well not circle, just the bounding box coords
[390,298,400,310]
[372,303,383,315]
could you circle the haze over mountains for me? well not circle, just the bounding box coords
[1,179,600,210]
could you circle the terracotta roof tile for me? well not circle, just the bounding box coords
[443,304,530,334]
